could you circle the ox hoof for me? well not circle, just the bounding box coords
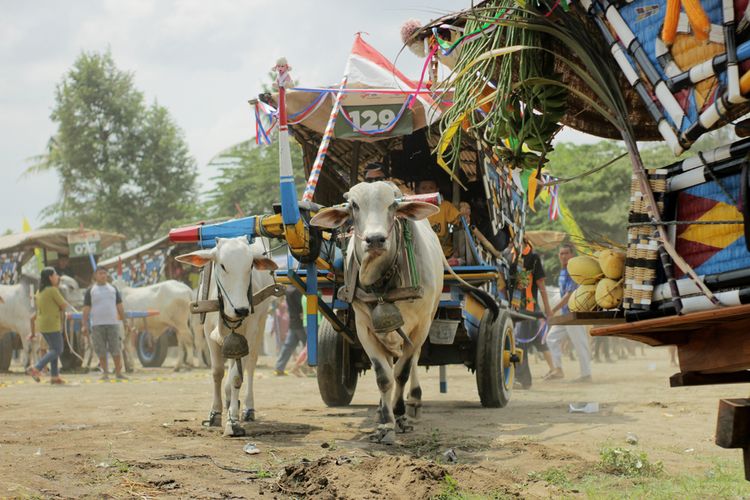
[241,409,255,422]
[368,427,396,445]
[202,411,222,427]
[223,420,246,438]
[406,403,422,420]
[395,416,414,434]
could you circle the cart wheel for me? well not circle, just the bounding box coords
[475,309,515,408]
[317,319,358,407]
[0,332,14,372]
[137,330,170,367]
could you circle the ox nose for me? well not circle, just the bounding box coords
[365,233,387,249]
[234,307,250,318]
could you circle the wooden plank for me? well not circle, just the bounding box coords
[548,311,624,326]
[677,317,750,373]
[591,304,750,337]
[670,371,750,387]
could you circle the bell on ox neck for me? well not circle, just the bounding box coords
[371,300,404,334]
[222,331,249,359]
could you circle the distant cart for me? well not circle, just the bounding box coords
[0,228,123,371]
[98,235,202,367]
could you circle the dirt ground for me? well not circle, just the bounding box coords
[2,346,750,499]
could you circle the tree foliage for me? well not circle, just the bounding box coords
[205,137,305,218]
[31,51,197,246]
[527,130,735,276]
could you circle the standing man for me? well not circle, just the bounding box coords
[274,287,306,376]
[513,238,556,389]
[82,267,128,380]
[545,243,593,382]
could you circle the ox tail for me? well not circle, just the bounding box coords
[441,254,500,321]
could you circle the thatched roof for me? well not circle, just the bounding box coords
[0,228,124,256]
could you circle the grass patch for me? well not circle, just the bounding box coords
[528,467,572,488]
[433,475,507,500]
[562,457,750,499]
[598,447,663,477]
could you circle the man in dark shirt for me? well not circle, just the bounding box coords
[54,255,74,278]
[513,239,555,389]
[274,287,306,376]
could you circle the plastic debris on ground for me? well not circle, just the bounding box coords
[443,448,458,463]
[568,402,599,413]
[243,443,261,455]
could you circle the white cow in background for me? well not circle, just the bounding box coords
[114,279,196,371]
[177,237,277,437]
[311,181,444,445]
[0,275,82,368]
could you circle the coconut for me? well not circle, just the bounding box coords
[567,256,603,285]
[595,278,624,309]
[598,249,626,280]
[568,284,597,312]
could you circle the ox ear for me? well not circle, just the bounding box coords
[396,201,440,221]
[310,206,350,229]
[254,257,278,271]
[175,248,215,268]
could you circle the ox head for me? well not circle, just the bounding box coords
[59,275,84,308]
[176,237,277,321]
[310,181,438,258]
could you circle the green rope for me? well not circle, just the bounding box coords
[403,222,420,288]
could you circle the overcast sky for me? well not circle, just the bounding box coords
[0,0,596,233]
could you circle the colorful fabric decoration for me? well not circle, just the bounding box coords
[674,173,749,276]
[583,0,746,155]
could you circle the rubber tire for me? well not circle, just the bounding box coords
[316,319,358,407]
[60,329,85,372]
[137,330,170,368]
[0,332,13,372]
[475,309,515,408]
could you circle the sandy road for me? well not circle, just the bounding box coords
[1,347,749,498]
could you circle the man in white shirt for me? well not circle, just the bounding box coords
[82,268,127,380]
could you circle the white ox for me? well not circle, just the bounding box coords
[177,237,277,437]
[0,275,82,368]
[114,280,196,371]
[311,181,444,444]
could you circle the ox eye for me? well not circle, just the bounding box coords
[220,264,227,272]
[351,201,359,211]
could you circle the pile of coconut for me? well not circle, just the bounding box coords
[567,250,626,312]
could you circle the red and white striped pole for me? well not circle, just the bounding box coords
[302,71,349,203]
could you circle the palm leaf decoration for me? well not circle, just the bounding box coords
[434,0,633,176]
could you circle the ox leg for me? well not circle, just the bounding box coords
[393,349,419,433]
[406,356,422,419]
[204,336,224,427]
[242,330,263,422]
[369,355,396,445]
[224,359,245,437]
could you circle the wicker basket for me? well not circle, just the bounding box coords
[624,169,667,309]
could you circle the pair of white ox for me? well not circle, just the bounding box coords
[178,182,443,443]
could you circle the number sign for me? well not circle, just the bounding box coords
[68,231,101,257]
[334,103,413,139]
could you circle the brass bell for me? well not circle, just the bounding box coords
[371,300,404,334]
[222,331,249,359]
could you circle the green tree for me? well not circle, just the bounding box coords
[526,132,730,275]
[31,50,197,246]
[206,138,305,218]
